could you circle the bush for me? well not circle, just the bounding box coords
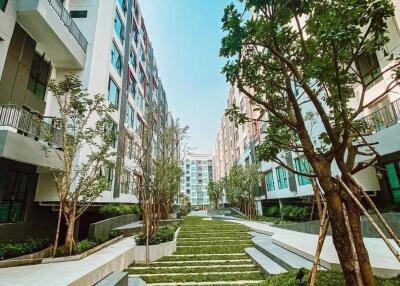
[74,240,97,254]
[135,223,179,246]
[0,239,50,260]
[264,205,281,218]
[98,204,141,218]
[280,205,311,222]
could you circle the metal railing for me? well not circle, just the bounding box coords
[361,98,400,133]
[0,105,64,149]
[47,0,88,52]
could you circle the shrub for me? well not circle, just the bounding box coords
[280,205,311,222]
[0,239,50,260]
[264,205,281,218]
[135,223,179,246]
[74,240,97,254]
[98,204,141,218]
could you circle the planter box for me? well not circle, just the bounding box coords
[42,235,124,264]
[133,227,180,262]
[0,246,53,268]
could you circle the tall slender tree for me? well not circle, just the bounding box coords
[220,1,399,285]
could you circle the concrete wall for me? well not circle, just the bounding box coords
[88,214,138,242]
[274,212,400,238]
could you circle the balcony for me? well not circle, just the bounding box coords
[16,0,87,69]
[0,105,63,169]
[361,98,400,133]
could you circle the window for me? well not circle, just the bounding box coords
[27,52,50,100]
[276,167,288,189]
[101,165,114,191]
[103,119,118,148]
[0,171,30,223]
[130,49,137,71]
[107,77,120,108]
[126,104,135,129]
[132,21,139,46]
[294,157,311,186]
[136,115,144,134]
[117,0,127,15]
[355,52,382,87]
[129,74,136,99]
[111,42,122,75]
[114,10,125,44]
[136,89,144,113]
[70,10,87,18]
[265,171,275,192]
[0,0,8,12]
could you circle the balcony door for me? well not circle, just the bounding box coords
[0,170,33,223]
[385,162,400,203]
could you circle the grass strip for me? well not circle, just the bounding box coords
[137,272,265,283]
[178,233,250,238]
[128,265,259,274]
[176,245,251,255]
[177,240,251,246]
[131,259,252,267]
[157,254,249,262]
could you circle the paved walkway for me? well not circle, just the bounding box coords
[229,219,400,277]
[0,237,136,286]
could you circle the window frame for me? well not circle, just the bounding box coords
[111,41,123,75]
[107,77,120,108]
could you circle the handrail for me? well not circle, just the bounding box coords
[0,105,64,149]
[361,98,400,133]
[47,0,88,52]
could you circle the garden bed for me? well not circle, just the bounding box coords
[133,225,180,262]
[42,235,124,263]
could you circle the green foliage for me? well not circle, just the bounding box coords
[74,239,97,254]
[280,205,311,222]
[128,265,258,274]
[264,205,281,218]
[207,181,225,209]
[135,223,179,246]
[0,239,50,260]
[261,269,400,286]
[98,204,141,218]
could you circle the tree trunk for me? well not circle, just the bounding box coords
[64,212,76,255]
[53,196,64,256]
[322,179,361,286]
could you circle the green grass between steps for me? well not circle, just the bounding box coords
[137,272,266,283]
[260,269,400,286]
[131,260,253,267]
[157,254,250,261]
[178,233,250,239]
[176,244,252,255]
[128,265,259,274]
[177,239,252,246]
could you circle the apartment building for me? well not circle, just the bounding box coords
[180,153,214,210]
[214,5,400,213]
[0,0,172,242]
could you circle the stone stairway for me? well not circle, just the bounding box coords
[126,217,266,285]
[245,231,325,275]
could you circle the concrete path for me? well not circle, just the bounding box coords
[187,211,209,217]
[0,237,136,286]
[228,219,400,278]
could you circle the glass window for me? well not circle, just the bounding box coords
[276,167,288,189]
[103,120,118,148]
[130,49,137,71]
[265,171,275,192]
[111,42,122,75]
[114,10,125,44]
[117,0,127,15]
[101,165,114,191]
[138,66,146,88]
[294,157,311,186]
[136,90,144,113]
[107,77,120,108]
[0,0,8,12]
[0,171,30,223]
[27,52,50,100]
[129,74,136,99]
[132,21,139,46]
[355,52,382,87]
[126,104,135,129]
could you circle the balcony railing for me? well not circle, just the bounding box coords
[47,0,88,52]
[0,105,64,149]
[361,98,400,133]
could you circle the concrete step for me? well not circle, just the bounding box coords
[253,238,315,270]
[245,247,287,275]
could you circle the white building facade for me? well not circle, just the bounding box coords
[0,0,172,241]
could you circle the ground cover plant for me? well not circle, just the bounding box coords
[98,204,141,218]
[126,216,265,284]
[0,239,50,260]
[135,223,179,245]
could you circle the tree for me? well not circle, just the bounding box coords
[220,1,399,285]
[223,164,261,218]
[44,74,116,254]
[207,181,224,209]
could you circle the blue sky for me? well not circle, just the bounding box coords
[140,0,234,154]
